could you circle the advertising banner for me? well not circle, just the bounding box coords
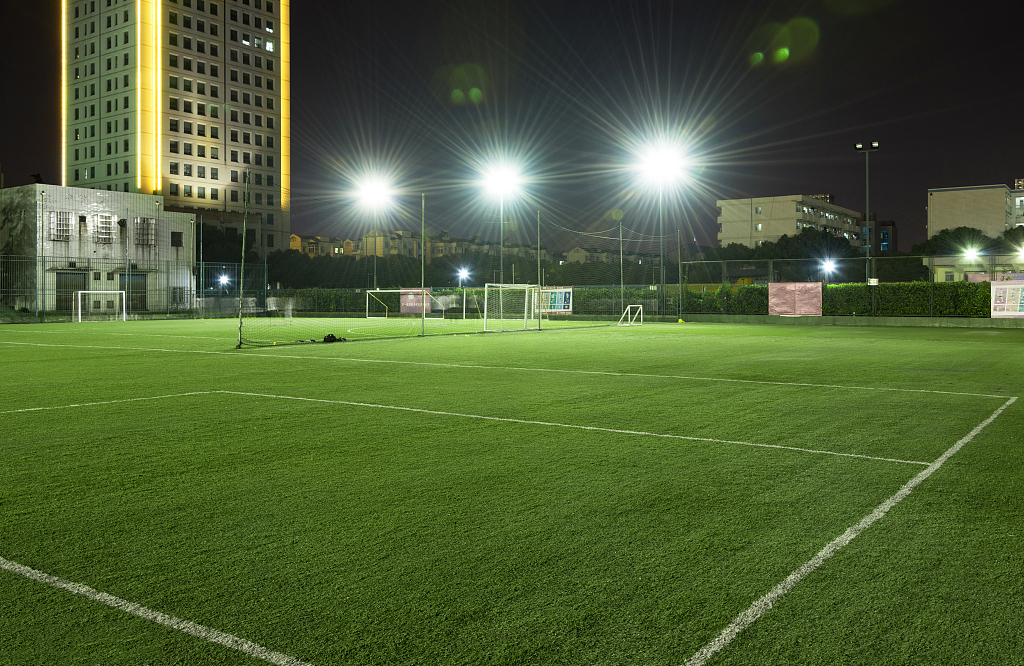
[540,287,573,314]
[991,281,1024,318]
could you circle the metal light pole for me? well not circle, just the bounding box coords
[854,141,879,257]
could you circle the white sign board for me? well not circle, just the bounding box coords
[991,280,1024,318]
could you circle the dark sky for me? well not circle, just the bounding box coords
[2,0,1020,251]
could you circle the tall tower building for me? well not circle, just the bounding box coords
[61,0,290,251]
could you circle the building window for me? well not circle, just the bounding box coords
[267,234,274,248]
[134,218,156,246]
[198,187,206,199]
[170,183,180,196]
[211,188,219,200]
[184,164,193,176]
[184,185,193,197]
[171,231,184,247]
[211,168,219,180]
[50,212,73,241]
[755,223,762,232]
[170,162,179,175]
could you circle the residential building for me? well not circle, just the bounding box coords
[926,184,1024,239]
[717,195,868,253]
[877,221,898,254]
[290,234,344,258]
[0,184,195,315]
[61,0,290,253]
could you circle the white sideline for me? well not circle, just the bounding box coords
[682,396,1017,666]
[0,392,214,415]
[0,556,314,666]
[0,340,1012,399]
[218,391,931,466]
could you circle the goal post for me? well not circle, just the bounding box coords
[483,283,541,332]
[617,304,643,326]
[75,291,127,322]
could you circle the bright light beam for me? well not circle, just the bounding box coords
[354,176,396,211]
[636,141,691,188]
[822,260,836,273]
[480,165,524,199]
[964,248,979,262]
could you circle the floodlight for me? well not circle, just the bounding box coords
[480,165,523,199]
[964,248,979,261]
[457,268,469,281]
[822,260,837,273]
[219,275,230,285]
[637,142,690,186]
[355,176,395,211]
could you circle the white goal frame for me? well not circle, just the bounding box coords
[365,289,401,319]
[617,304,643,326]
[365,289,441,319]
[483,283,541,332]
[75,290,127,322]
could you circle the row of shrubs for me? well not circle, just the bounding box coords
[266,283,992,318]
[681,282,992,317]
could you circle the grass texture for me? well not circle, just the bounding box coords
[1,320,1022,665]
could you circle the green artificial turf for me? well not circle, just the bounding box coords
[1,320,1022,665]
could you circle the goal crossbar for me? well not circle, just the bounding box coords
[75,291,127,322]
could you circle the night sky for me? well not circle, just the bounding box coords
[2,0,1020,251]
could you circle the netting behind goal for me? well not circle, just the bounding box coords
[484,284,541,332]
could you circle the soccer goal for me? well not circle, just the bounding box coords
[483,283,541,332]
[617,304,643,326]
[366,289,400,318]
[75,291,126,322]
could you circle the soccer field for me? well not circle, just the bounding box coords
[1,320,1022,665]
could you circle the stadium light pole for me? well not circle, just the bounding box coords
[854,141,879,259]
[638,142,689,316]
[458,267,469,318]
[480,164,524,286]
[355,176,395,290]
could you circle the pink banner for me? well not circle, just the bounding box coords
[769,283,822,316]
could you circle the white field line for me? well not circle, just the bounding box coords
[0,556,313,666]
[218,391,930,466]
[0,392,215,415]
[0,341,1012,399]
[1,388,929,466]
[682,396,1018,666]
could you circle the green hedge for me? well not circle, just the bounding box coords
[681,282,992,317]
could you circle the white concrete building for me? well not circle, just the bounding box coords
[717,195,867,252]
[61,0,290,252]
[0,184,195,316]
[926,184,1024,239]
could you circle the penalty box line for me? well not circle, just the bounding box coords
[683,396,1018,666]
[0,556,313,666]
[0,341,1014,400]
[217,390,931,466]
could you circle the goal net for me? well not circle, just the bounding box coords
[75,291,126,322]
[483,283,541,332]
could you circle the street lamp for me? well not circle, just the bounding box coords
[355,176,395,290]
[637,140,689,315]
[457,267,469,318]
[854,141,879,257]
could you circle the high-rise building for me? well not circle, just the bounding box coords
[61,0,290,252]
